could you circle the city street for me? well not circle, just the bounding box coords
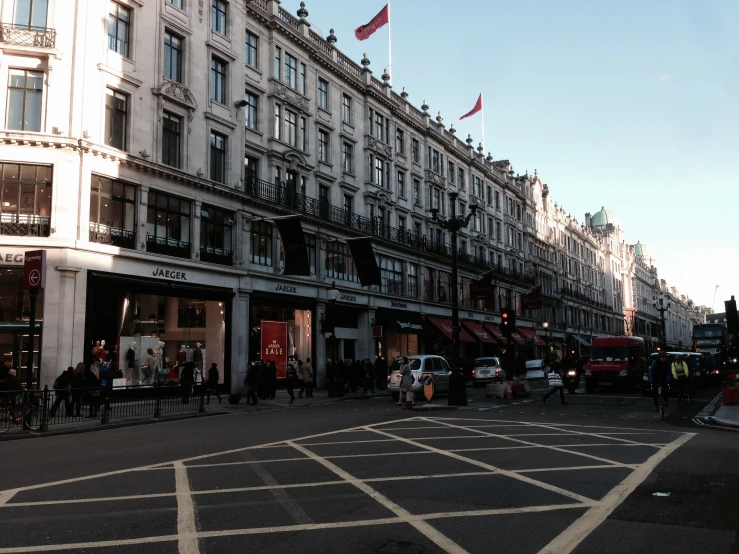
[1,384,737,554]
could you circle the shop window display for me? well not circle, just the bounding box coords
[0,268,43,385]
[250,304,312,379]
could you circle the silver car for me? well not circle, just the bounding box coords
[471,357,503,386]
[387,355,452,401]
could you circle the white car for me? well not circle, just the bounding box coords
[525,359,550,380]
[387,355,451,401]
[471,357,504,386]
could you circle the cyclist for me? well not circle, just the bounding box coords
[671,354,690,403]
[649,351,670,412]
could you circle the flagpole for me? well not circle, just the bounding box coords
[480,90,485,151]
[387,1,392,84]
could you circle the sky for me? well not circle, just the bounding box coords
[296,0,739,311]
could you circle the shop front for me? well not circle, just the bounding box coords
[85,269,234,388]
[0,249,43,386]
[426,316,476,359]
[462,320,498,357]
[517,328,548,359]
[374,307,434,363]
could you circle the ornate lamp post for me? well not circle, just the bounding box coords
[430,192,477,405]
[653,294,671,351]
[543,321,550,355]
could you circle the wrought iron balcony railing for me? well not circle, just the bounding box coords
[89,223,135,249]
[0,214,50,237]
[0,23,56,48]
[200,246,233,266]
[146,234,190,258]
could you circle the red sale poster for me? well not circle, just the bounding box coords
[261,320,288,379]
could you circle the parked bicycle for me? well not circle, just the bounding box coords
[0,391,41,433]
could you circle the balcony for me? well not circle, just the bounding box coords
[200,246,233,266]
[0,23,56,48]
[89,223,135,250]
[146,235,190,258]
[0,214,49,237]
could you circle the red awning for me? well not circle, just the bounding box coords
[517,328,547,347]
[426,317,476,343]
[462,321,497,344]
[483,323,524,344]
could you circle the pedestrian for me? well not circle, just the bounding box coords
[245,362,259,405]
[69,362,85,418]
[268,361,277,400]
[99,361,113,418]
[374,355,387,390]
[671,354,690,403]
[207,362,222,404]
[84,363,101,418]
[49,366,74,418]
[400,356,415,409]
[362,359,375,394]
[299,357,314,398]
[285,363,298,404]
[0,368,20,393]
[257,360,267,399]
[542,364,568,405]
[180,361,195,404]
[649,351,671,411]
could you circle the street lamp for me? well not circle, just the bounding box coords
[653,295,671,351]
[543,321,550,355]
[430,191,477,405]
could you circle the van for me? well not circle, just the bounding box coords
[584,336,647,392]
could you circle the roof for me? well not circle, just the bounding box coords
[589,207,619,229]
[634,241,649,258]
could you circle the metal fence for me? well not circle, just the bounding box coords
[0,383,205,434]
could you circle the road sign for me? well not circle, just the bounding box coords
[23,250,46,290]
[525,337,535,346]
[422,373,434,402]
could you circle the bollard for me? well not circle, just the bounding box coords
[40,386,49,432]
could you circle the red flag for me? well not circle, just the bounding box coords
[355,4,389,41]
[459,94,482,120]
[520,285,543,311]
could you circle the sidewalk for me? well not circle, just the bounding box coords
[708,403,739,430]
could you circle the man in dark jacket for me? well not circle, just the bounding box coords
[49,367,74,418]
[245,362,259,405]
[207,363,221,404]
[180,361,195,404]
[649,351,671,411]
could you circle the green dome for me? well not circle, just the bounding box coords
[634,242,649,258]
[589,207,619,230]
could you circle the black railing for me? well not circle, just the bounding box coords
[0,23,56,48]
[0,214,50,237]
[561,288,613,311]
[200,245,233,266]
[0,384,205,435]
[89,223,136,249]
[146,234,190,258]
[246,176,537,284]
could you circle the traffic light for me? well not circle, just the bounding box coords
[501,309,511,337]
[726,296,738,335]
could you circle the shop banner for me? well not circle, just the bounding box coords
[274,216,311,276]
[469,271,493,301]
[345,238,382,287]
[261,320,288,379]
[23,250,46,290]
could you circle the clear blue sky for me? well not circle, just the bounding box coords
[297,0,738,311]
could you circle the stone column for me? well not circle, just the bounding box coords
[231,291,250,396]
[316,300,327,389]
[356,309,371,362]
[138,186,149,251]
[192,200,202,261]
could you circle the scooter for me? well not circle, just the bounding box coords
[566,369,578,394]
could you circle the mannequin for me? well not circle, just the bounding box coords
[193,342,204,379]
[177,345,187,367]
[99,340,108,362]
[150,347,161,385]
[127,341,137,383]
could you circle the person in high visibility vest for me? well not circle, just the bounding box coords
[671,354,690,403]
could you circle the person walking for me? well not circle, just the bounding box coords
[268,361,277,400]
[49,366,74,418]
[83,363,101,418]
[671,354,690,403]
[399,356,415,409]
[180,361,195,404]
[362,359,375,394]
[374,356,387,390]
[285,363,298,404]
[245,362,259,405]
[99,361,113,419]
[69,362,85,418]
[299,357,314,398]
[542,364,568,404]
[206,363,222,404]
[649,351,671,412]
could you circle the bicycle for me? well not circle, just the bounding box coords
[0,392,41,434]
[657,383,665,421]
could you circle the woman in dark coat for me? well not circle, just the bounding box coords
[207,363,221,404]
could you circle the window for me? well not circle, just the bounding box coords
[486,185,492,205]
[164,31,182,82]
[495,190,500,210]
[0,163,52,236]
[411,138,419,163]
[245,155,258,183]
[342,142,354,174]
[107,2,130,57]
[487,216,494,239]
[146,190,191,255]
[342,94,352,123]
[284,53,298,89]
[413,178,420,205]
[380,256,403,295]
[458,168,465,190]
[326,241,358,282]
[496,221,501,242]
[285,109,297,146]
[274,46,281,80]
[407,266,418,300]
[167,0,183,8]
[473,175,482,198]
[6,69,43,132]
[209,132,226,183]
[317,78,329,110]
[430,148,441,173]
[245,31,258,67]
[210,57,227,104]
[201,205,234,265]
[13,0,48,28]
[300,63,307,95]
[162,112,181,168]
[244,92,257,130]
[273,104,281,140]
[250,221,272,266]
[396,129,405,154]
[397,170,405,198]
[211,0,227,35]
[448,161,455,184]
[299,117,306,150]
[318,129,329,162]
[104,88,127,150]
[374,158,384,188]
[370,109,385,142]
[89,175,135,247]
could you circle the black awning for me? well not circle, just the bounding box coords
[375,308,434,335]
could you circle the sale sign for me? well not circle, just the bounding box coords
[261,320,288,379]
